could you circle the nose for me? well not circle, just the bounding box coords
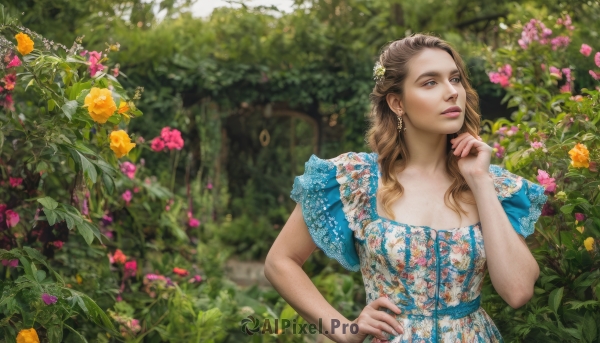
[445,80,459,101]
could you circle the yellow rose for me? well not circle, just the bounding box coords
[15,33,34,55]
[568,143,590,168]
[84,87,117,124]
[17,328,40,343]
[110,130,136,158]
[584,237,595,252]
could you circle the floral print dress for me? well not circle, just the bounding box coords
[290,152,547,343]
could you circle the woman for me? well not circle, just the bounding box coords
[264,34,547,343]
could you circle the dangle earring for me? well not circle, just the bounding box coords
[397,110,406,132]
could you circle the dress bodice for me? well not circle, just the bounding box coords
[290,152,547,342]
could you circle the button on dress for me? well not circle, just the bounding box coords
[290,152,547,343]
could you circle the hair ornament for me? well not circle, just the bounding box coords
[373,61,386,83]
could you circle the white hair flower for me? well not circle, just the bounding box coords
[373,61,386,82]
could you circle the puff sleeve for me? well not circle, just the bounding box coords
[290,152,376,272]
[489,165,548,238]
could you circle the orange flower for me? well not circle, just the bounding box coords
[568,143,590,168]
[15,33,34,55]
[109,130,136,158]
[173,267,189,276]
[118,101,130,114]
[84,87,117,123]
[113,249,127,264]
[16,328,39,343]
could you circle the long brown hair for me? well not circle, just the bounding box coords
[366,33,481,221]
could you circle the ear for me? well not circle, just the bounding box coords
[385,93,403,116]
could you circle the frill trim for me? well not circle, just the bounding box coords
[291,155,360,272]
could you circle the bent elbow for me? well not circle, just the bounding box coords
[507,289,534,309]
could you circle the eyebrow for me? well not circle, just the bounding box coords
[414,69,461,83]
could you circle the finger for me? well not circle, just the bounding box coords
[364,320,398,341]
[454,136,474,155]
[370,297,402,315]
[461,141,476,157]
[370,310,404,334]
[450,133,469,147]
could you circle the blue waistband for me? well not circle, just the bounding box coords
[436,296,481,319]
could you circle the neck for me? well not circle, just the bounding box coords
[401,128,450,177]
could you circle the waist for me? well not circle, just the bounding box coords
[393,296,481,320]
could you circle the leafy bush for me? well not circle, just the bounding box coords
[481,12,600,343]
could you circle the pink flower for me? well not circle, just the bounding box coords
[133,187,140,193]
[562,68,572,83]
[595,52,600,68]
[52,241,64,249]
[41,293,58,305]
[560,84,571,93]
[125,260,137,278]
[488,64,512,87]
[3,74,16,90]
[7,55,21,68]
[506,126,518,136]
[530,141,544,149]
[549,66,562,79]
[156,127,185,151]
[150,137,165,152]
[122,190,132,205]
[9,177,23,188]
[590,70,600,80]
[493,142,505,158]
[1,94,14,109]
[207,182,213,190]
[536,169,556,194]
[551,36,570,50]
[189,218,200,227]
[88,51,104,77]
[120,162,136,179]
[541,203,555,216]
[580,44,593,57]
[112,67,119,77]
[5,210,19,227]
[1,259,18,268]
[188,275,203,283]
[575,213,586,222]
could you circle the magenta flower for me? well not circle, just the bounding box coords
[1,259,18,268]
[189,218,200,228]
[595,52,600,68]
[536,170,556,194]
[41,293,58,305]
[560,84,571,93]
[125,260,137,278]
[120,162,137,179]
[493,142,505,158]
[575,213,586,222]
[88,51,104,77]
[590,70,600,80]
[5,210,19,227]
[150,137,165,152]
[53,241,64,249]
[188,274,203,283]
[7,55,21,68]
[122,190,132,205]
[9,177,23,188]
[580,44,593,57]
[541,203,555,216]
[207,182,213,190]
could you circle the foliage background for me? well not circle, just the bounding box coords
[1,0,600,342]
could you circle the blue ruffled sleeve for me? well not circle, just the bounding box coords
[489,165,548,238]
[290,152,376,272]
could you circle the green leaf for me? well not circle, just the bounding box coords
[36,270,46,282]
[37,196,59,210]
[62,100,78,121]
[77,152,97,183]
[549,287,564,313]
[102,173,115,195]
[583,312,597,343]
[47,325,63,343]
[560,204,575,214]
[44,208,58,225]
[76,221,95,245]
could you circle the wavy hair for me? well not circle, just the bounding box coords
[366,33,481,221]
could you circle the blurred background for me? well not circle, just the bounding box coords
[1,0,600,342]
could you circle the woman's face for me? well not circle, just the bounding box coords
[397,48,467,135]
